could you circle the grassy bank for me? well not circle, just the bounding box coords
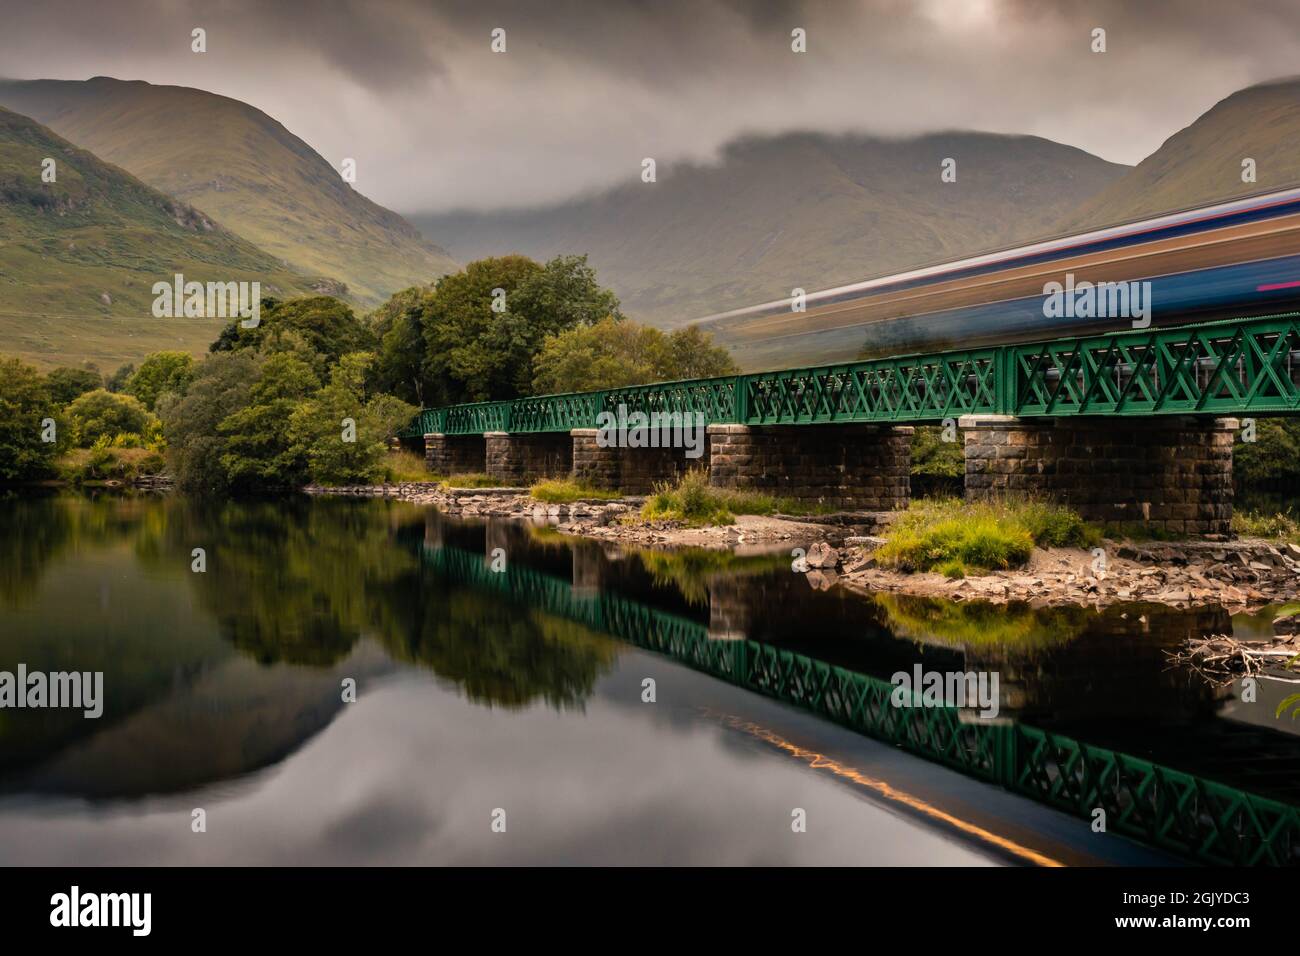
[57,445,166,484]
[874,497,1101,576]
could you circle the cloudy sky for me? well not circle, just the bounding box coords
[1,0,1298,213]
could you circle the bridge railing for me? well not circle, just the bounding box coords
[398,312,1300,438]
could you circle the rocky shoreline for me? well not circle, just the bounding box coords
[831,538,1300,613]
[307,481,1300,612]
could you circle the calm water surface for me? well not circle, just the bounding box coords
[0,492,1295,865]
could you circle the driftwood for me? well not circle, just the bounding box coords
[1169,633,1300,686]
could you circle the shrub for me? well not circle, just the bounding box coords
[65,389,156,447]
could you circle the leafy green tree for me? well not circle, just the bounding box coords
[287,352,415,485]
[65,389,156,447]
[157,351,262,493]
[126,351,196,411]
[105,362,135,393]
[910,425,964,478]
[211,297,374,368]
[0,356,59,480]
[531,316,738,393]
[217,353,321,489]
[661,325,740,381]
[45,366,102,405]
[420,254,622,404]
[369,287,431,406]
[1235,419,1300,487]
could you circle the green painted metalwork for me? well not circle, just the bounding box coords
[399,312,1300,437]
[420,539,1300,865]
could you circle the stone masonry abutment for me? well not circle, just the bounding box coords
[960,415,1236,536]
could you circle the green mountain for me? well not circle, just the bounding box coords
[0,106,318,369]
[0,77,458,307]
[410,131,1128,328]
[1057,77,1300,232]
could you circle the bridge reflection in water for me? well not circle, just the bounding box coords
[421,512,1300,866]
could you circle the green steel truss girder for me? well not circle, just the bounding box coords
[419,541,1300,865]
[399,313,1300,437]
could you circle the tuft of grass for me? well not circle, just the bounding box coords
[530,478,622,504]
[1014,500,1103,549]
[874,497,1099,573]
[640,469,841,526]
[643,469,735,526]
[380,449,434,483]
[1232,510,1300,541]
[440,473,502,489]
[936,558,967,580]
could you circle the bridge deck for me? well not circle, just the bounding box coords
[401,312,1300,437]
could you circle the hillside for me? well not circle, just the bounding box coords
[1058,77,1300,232]
[0,106,317,369]
[0,77,458,307]
[410,131,1128,327]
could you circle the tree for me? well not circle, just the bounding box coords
[421,255,542,404]
[1235,419,1300,487]
[157,351,263,493]
[126,351,196,411]
[210,297,375,368]
[45,366,102,406]
[64,389,156,446]
[420,254,623,404]
[217,353,321,489]
[0,356,59,481]
[369,287,431,406]
[531,316,738,394]
[287,352,415,485]
[105,363,135,393]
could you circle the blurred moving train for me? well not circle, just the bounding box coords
[693,187,1300,370]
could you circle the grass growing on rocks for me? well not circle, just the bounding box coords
[440,473,503,489]
[874,497,1101,574]
[530,478,622,503]
[641,469,840,526]
[640,470,791,526]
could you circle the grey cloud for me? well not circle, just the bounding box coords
[0,0,1298,212]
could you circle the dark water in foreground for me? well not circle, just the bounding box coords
[0,493,1296,866]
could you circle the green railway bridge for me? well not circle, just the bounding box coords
[400,313,1300,534]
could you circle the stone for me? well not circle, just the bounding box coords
[804,541,840,570]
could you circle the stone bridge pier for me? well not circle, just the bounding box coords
[425,432,486,475]
[570,428,709,494]
[960,415,1236,536]
[706,423,913,511]
[485,432,572,485]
